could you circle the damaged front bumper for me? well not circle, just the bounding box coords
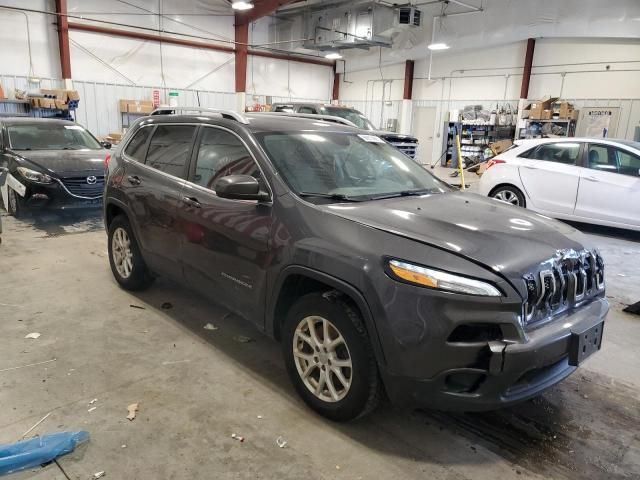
[381,297,609,411]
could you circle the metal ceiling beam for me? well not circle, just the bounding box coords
[235,0,299,25]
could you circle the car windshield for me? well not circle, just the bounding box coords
[7,123,102,150]
[323,107,376,130]
[257,131,450,201]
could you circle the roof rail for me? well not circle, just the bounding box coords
[150,107,249,125]
[251,112,359,129]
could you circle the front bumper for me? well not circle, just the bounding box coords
[380,297,608,411]
[11,174,103,210]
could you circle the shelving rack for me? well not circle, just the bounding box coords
[519,118,576,139]
[0,99,77,121]
[442,122,516,167]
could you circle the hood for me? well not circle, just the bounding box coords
[369,130,418,142]
[15,150,107,177]
[320,192,590,280]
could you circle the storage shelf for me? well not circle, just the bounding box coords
[526,119,575,123]
[0,99,30,104]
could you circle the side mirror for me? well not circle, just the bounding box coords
[214,175,269,202]
[101,141,112,150]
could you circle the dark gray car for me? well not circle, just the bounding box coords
[0,118,110,216]
[103,109,608,421]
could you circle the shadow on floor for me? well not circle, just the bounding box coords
[128,277,640,480]
[4,208,104,238]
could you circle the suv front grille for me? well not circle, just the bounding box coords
[61,176,105,198]
[523,249,604,328]
[381,135,418,159]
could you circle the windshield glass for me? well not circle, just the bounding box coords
[8,123,102,150]
[323,107,376,130]
[257,132,450,201]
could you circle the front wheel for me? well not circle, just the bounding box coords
[282,292,381,421]
[7,188,24,217]
[108,215,154,291]
[490,185,526,208]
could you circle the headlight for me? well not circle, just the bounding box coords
[388,259,502,297]
[17,166,53,184]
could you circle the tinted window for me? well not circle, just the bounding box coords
[614,148,640,177]
[257,132,449,200]
[7,123,102,150]
[192,128,259,189]
[530,143,580,165]
[146,125,196,178]
[124,127,152,162]
[323,107,376,130]
[298,106,316,114]
[587,144,617,173]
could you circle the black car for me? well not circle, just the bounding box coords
[104,108,607,421]
[0,118,110,216]
[271,102,419,160]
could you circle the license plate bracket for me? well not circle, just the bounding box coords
[569,321,604,366]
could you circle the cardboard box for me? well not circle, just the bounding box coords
[541,109,553,120]
[569,109,579,120]
[557,102,574,118]
[107,132,124,142]
[30,98,41,108]
[0,83,5,100]
[54,100,68,110]
[119,99,153,113]
[489,140,513,155]
[528,96,559,120]
[66,90,80,101]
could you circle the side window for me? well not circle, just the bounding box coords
[530,143,580,165]
[298,106,316,114]
[192,128,260,190]
[123,127,152,162]
[145,125,196,178]
[587,144,617,173]
[613,148,640,177]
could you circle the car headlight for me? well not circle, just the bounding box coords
[388,259,502,297]
[17,166,53,184]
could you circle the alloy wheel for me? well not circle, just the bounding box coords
[493,189,520,206]
[112,227,134,279]
[292,315,353,403]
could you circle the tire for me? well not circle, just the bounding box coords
[7,188,24,217]
[282,291,381,421]
[107,215,154,291]
[490,185,526,208]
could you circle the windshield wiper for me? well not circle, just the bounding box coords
[298,192,361,202]
[370,188,438,200]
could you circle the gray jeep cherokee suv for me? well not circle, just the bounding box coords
[104,108,608,421]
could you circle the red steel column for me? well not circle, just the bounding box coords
[234,17,248,93]
[520,38,535,99]
[332,65,340,101]
[403,60,414,100]
[55,0,72,79]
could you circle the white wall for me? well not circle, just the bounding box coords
[0,0,61,80]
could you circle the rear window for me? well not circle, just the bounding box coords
[123,127,152,162]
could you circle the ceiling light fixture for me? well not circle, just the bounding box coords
[427,42,450,50]
[325,51,342,59]
[231,1,254,10]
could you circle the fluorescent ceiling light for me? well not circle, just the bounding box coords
[232,1,254,10]
[325,52,342,59]
[428,43,450,50]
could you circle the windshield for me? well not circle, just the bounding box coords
[323,107,376,130]
[257,132,450,201]
[8,123,102,150]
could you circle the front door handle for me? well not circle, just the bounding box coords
[183,196,202,208]
[127,175,141,185]
[583,176,599,182]
[522,165,538,170]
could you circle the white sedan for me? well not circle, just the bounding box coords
[477,137,640,231]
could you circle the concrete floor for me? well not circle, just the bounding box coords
[1,204,639,480]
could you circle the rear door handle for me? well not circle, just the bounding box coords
[127,175,141,185]
[583,176,599,182]
[183,196,202,208]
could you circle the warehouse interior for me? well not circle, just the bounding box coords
[0,1,639,479]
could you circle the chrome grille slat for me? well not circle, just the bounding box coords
[522,249,604,328]
[61,176,105,198]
